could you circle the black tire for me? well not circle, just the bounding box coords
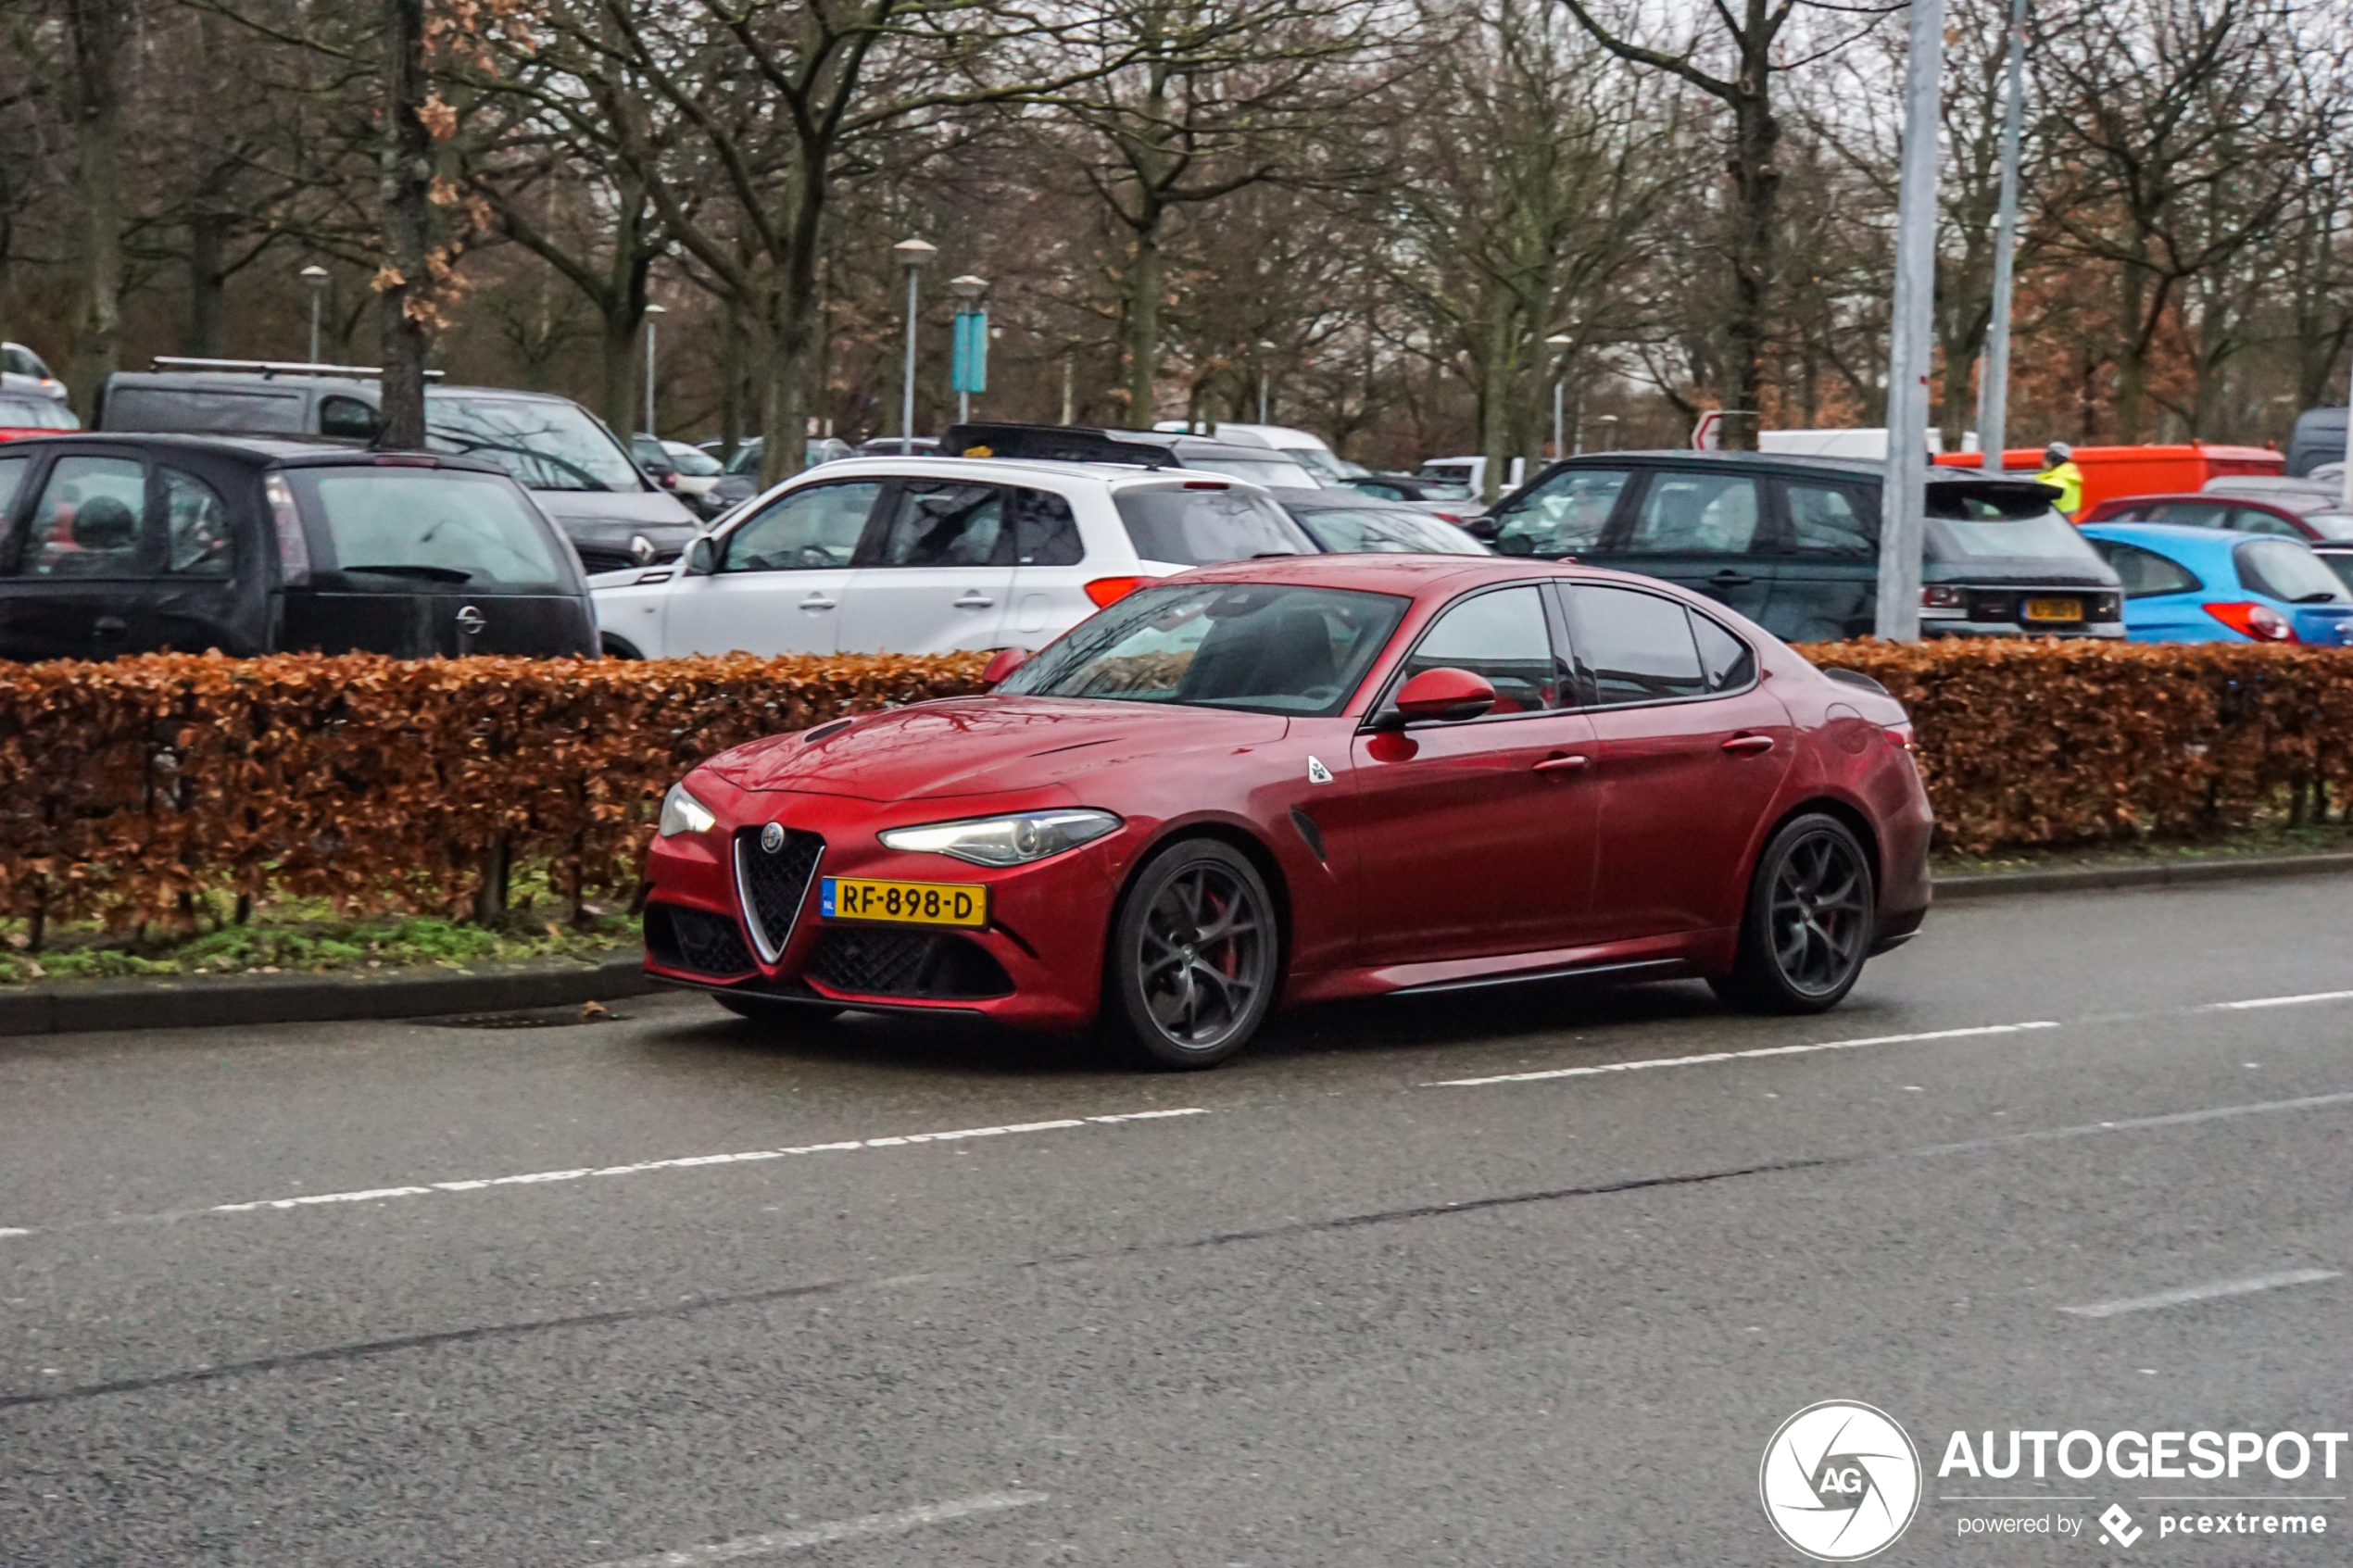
[1710,813,1876,1014]
[1104,839,1279,1069]
[717,995,843,1028]
[600,635,644,660]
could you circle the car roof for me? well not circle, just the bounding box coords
[2078,521,2286,558]
[1266,485,1420,510]
[101,370,582,408]
[1552,448,2041,486]
[774,453,1277,493]
[1173,552,1679,600]
[5,430,514,474]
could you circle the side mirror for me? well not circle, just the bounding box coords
[1388,667,1497,725]
[683,536,717,577]
[981,646,1031,687]
[1466,517,1501,542]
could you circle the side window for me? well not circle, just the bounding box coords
[0,455,30,519]
[1570,583,1707,704]
[1012,488,1084,566]
[2095,540,2201,599]
[1395,585,1563,714]
[1491,467,1626,557]
[1622,471,1762,555]
[872,482,1007,568]
[2227,507,2302,539]
[19,456,146,578]
[1690,611,1757,691]
[718,482,881,572]
[2144,500,2231,529]
[319,396,378,441]
[158,469,234,577]
[1781,481,1876,558]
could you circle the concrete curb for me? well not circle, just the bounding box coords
[1934,851,2353,900]
[0,950,652,1038]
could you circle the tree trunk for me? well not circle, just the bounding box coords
[1478,296,1514,504]
[1721,94,1780,451]
[720,294,747,462]
[2113,264,2149,445]
[377,0,433,450]
[65,0,125,424]
[1938,337,1974,455]
[598,183,648,436]
[187,212,228,357]
[1124,226,1163,425]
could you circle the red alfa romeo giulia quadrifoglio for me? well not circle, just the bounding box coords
[642,556,1931,1068]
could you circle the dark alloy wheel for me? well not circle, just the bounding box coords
[1711,813,1875,1014]
[717,995,844,1028]
[1108,840,1278,1069]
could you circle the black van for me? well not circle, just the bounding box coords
[2285,407,2347,480]
[0,434,597,659]
[1479,451,2123,643]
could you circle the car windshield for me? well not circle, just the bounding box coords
[294,468,570,588]
[998,582,1408,716]
[1177,454,1324,487]
[1924,489,2107,564]
[1113,485,1317,564]
[426,395,643,493]
[0,395,75,430]
[724,441,762,475]
[2236,539,2348,603]
[1291,505,1488,555]
[666,445,723,476]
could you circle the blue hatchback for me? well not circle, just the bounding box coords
[2079,522,2353,646]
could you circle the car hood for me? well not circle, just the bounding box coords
[540,489,700,537]
[704,696,1291,801]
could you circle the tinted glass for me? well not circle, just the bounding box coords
[1013,488,1084,566]
[2142,500,2232,529]
[0,395,76,430]
[1490,467,1624,556]
[1292,505,1488,555]
[999,582,1407,717]
[874,483,1006,567]
[0,454,30,512]
[1114,486,1314,564]
[1624,471,1762,554]
[2235,539,2347,603]
[1395,586,1563,713]
[425,395,641,492]
[2093,540,2201,599]
[160,468,233,577]
[2224,506,2302,539]
[22,455,145,576]
[2320,554,2353,596]
[1924,501,2107,566]
[724,441,763,475]
[666,445,723,477]
[106,385,304,434]
[319,396,378,441]
[1782,481,1875,557]
[296,469,568,588]
[1691,612,1756,691]
[721,482,881,572]
[1348,480,1404,500]
[1572,583,1706,704]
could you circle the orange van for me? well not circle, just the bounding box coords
[1933,444,2281,518]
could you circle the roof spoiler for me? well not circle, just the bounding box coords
[940,421,1177,468]
[147,356,446,381]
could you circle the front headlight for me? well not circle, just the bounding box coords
[659,782,717,837]
[878,809,1122,867]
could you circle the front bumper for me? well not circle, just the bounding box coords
[641,784,1124,1031]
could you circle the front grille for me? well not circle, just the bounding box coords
[808,930,1013,999]
[575,545,637,574]
[735,826,824,961]
[644,902,755,977]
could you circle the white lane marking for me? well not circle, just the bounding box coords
[0,1227,27,1238]
[2059,1268,2341,1319]
[2205,990,2353,1011]
[1426,1022,2061,1087]
[581,1489,1049,1568]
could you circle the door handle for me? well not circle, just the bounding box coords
[94,616,127,637]
[1722,734,1776,754]
[954,592,995,608]
[798,596,837,612]
[1533,753,1591,774]
[1708,571,1755,586]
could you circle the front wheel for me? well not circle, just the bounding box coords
[1710,813,1875,1014]
[1105,840,1279,1069]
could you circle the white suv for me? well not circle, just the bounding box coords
[591,455,1315,659]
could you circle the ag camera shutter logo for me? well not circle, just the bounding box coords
[1760,1400,1922,1561]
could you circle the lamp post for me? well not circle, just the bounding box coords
[1545,333,1575,458]
[1256,340,1277,425]
[300,265,330,364]
[947,274,988,426]
[892,238,937,453]
[1596,414,1619,451]
[1977,0,2028,472]
[642,302,665,439]
[1870,0,1946,642]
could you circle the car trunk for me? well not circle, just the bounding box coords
[278,587,595,657]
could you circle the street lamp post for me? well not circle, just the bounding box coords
[300,265,330,364]
[892,239,937,453]
[1871,0,1947,642]
[1977,0,2028,472]
[1256,341,1277,425]
[947,274,988,426]
[1545,333,1575,458]
[642,302,665,439]
[1595,414,1619,452]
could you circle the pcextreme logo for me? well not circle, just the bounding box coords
[1760,1400,1924,1562]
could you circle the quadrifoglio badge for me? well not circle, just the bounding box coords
[1762,1402,2348,1558]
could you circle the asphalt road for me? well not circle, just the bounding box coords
[4,878,2351,1567]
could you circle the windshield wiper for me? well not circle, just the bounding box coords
[2292,591,2341,604]
[342,563,474,583]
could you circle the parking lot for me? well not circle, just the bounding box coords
[3,877,2348,1565]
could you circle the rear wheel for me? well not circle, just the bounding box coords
[1105,839,1278,1069]
[1710,813,1874,1014]
[717,995,843,1028]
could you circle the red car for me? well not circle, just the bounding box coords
[642,557,1932,1067]
[2081,490,2353,544]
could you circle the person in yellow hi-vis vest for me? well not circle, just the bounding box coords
[2036,442,2084,516]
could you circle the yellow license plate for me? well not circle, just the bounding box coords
[820,877,988,928]
[2023,596,2082,622]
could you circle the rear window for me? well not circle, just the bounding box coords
[1924,488,2107,565]
[290,468,571,589]
[0,395,76,430]
[1176,455,1322,487]
[1114,485,1315,565]
[106,384,306,433]
[1290,504,1487,555]
[2235,539,2347,604]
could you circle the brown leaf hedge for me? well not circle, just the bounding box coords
[1,641,2347,932]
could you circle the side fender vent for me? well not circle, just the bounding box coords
[1289,807,1327,862]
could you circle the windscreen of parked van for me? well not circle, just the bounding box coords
[425,396,643,493]
[1924,486,2108,566]
[293,468,571,588]
[1114,485,1315,564]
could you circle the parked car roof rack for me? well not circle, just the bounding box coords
[148,356,447,381]
[941,421,1179,469]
